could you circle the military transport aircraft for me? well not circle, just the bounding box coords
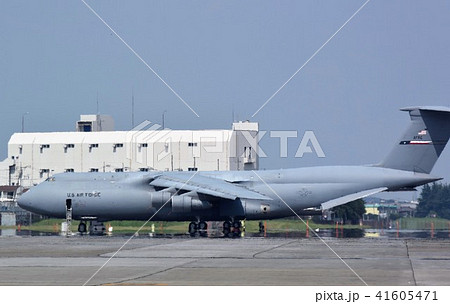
[18,106,450,236]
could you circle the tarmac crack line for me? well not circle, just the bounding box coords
[98,238,197,258]
[99,259,200,286]
[82,171,200,286]
[252,240,298,258]
[405,240,417,286]
[252,170,369,286]
[98,239,297,285]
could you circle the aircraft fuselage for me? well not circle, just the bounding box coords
[18,166,439,222]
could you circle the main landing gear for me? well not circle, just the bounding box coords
[187,220,244,237]
[188,221,208,237]
[222,220,242,237]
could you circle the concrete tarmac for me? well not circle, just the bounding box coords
[0,235,449,286]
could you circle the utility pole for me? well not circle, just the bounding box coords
[162,110,167,129]
[21,112,29,132]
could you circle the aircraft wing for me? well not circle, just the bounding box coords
[150,173,272,201]
[321,187,388,210]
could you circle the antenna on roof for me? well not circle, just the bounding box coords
[96,91,99,114]
[131,87,135,128]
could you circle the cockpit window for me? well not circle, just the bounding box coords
[45,177,56,182]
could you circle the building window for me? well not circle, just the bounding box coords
[113,143,123,152]
[188,142,197,147]
[78,122,92,132]
[115,168,124,172]
[138,143,148,152]
[64,144,75,153]
[65,168,74,173]
[188,167,198,171]
[39,168,50,178]
[89,168,99,172]
[89,144,99,152]
[40,144,50,153]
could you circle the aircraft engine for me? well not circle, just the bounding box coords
[171,195,212,213]
[150,191,172,208]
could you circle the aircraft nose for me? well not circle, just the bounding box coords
[17,189,35,212]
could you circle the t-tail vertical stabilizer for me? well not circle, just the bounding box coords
[379,106,450,173]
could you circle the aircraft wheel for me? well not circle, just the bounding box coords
[233,228,241,237]
[188,222,198,235]
[223,221,231,237]
[232,221,241,229]
[223,221,231,230]
[78,222,87,233]
[198,221,207,231]
[223,228,231,237]
[258,221,264,233]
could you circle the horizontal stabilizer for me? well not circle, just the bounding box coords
[321,187,387,210]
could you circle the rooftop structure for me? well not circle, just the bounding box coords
[0,115,259,187]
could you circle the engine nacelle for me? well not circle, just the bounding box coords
[150,191,172,208]
[171,195,212,213]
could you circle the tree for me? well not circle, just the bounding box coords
[332,199,366,224]
[417,182,450,219]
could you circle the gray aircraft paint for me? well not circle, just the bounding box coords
[18,107,450,223]
[380,106,450,173]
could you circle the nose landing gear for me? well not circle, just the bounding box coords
[77,221,105,235]
[89,221,106,234]
[78,221,87,233]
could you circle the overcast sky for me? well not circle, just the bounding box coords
[1,0,449,200]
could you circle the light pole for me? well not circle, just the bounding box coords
[21,112,29,132]
[162,110,167,129]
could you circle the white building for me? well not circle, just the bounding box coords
[0,115,259,188]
